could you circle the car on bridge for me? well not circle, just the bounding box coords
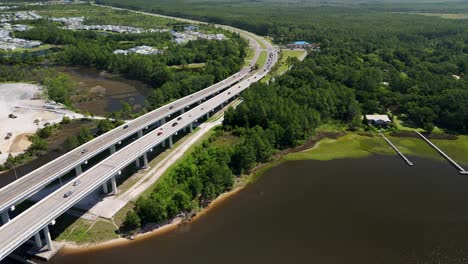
[172,122,178,127]
[63,191,73,198]
[123,125,129,129]
[177,117,182,121]
[157,131,163,136]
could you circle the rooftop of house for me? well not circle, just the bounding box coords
[365,114,391,123]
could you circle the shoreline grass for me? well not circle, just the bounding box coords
[286,133,468,165]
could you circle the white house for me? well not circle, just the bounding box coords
[365,114,391,126]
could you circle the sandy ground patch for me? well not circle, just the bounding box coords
[0,83,84,165]
[8,133,33,153]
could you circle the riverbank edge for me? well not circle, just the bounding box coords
[58,130,467,252]
[56,131,347,251]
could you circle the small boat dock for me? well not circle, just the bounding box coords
[379,132,414,166]
[416,131,467,175]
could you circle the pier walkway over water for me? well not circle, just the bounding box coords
[416,131,467,175]
[379,132,413,166]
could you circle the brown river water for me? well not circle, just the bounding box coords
[59,67,151,116]
[50,155,468,264]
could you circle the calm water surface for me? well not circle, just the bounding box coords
[59,67,151,115]
[52,155,468,264]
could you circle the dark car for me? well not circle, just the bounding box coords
[81,149,87,154]
[123,125,129,129]
[73,180,81,186]
[169,106,174,109]
[228,92,231,94]
[157,131,163,136]
[177,117,182,121]
[172,122,178,127]
[64,191,73,198]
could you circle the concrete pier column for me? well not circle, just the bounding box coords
[136,157,141,168]
[110,145,116,155]
[102,181,108,194]
[143,152,148,169]
[111,176,118,195]
[181,108,184,114]
[34,232,42,248]
[1,211,10,224]
[169,135,173,148]
[43,226,53,251]
[189,123,193,133]
[162,139,166,148]
[206,112,210,119]
[75,164,82,176]
[137,130,143,138]
[161,117,165,125]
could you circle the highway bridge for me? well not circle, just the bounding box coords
[0,29,262,224]
[0,15,278,261]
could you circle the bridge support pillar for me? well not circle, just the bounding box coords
[162,139,166,148]
[161,117,165,126]
[206,112,210,119]
[111,176,118,195]
[102,181,108,194]
[181,108,184,114]
[75,165,82,176]
[136,157,141,168]
[34,232,42,248]
[143,152,148,169]
[110,145,116,155]
[137,130,143,138]
[43,226,53,251]
[189,123,193,133]
[1,211,10,224]
[169,135,173,148]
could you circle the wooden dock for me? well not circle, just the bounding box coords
[379,132,414,166]
[416,131,467,175]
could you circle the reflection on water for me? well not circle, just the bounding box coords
[59,67,151,116]
[52,155,468,264]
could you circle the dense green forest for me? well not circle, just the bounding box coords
[99,0,468,132]
[10,19,246,111]
[112,0,468,230]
